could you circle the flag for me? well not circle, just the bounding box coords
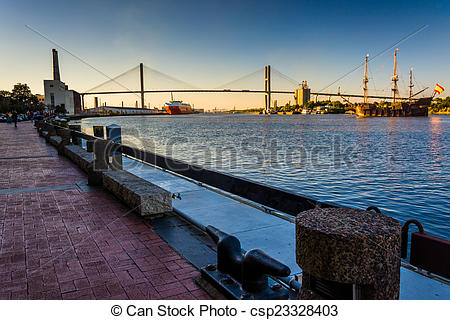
[434,84,445,94]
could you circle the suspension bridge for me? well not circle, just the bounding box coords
[81,62,422,113]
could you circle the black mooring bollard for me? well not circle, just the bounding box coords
[203,225,291,300]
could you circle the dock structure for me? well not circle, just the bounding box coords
[119,155,449,300]
[0,122,210,300]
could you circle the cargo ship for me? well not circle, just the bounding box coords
[355,49,432,117]
[164,100,192,115]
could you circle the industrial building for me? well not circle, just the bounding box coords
[43,49,81,115]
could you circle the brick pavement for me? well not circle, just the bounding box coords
[0,121,211,300]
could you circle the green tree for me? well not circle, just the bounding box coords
[0,90,11,113]
[0,84,45,114]
[305,101,315,109]
[332,100,343,108]
[430,96,450,113]
[10,83,38,112]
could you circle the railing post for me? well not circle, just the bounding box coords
[56,127,71,155]
[106,124,122,170]
[88,139,109,186]
[86,140,94,152]
[93,125,104,138]
[69,125,82,146]
[47,124,57,137]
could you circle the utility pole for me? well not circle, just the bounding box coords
[392,49,399,104]
[363,54,369,104]
[140,63,145,108]
[264,65,271,114]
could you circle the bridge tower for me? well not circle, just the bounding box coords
[264,65,271,114]
[140,63,145,108]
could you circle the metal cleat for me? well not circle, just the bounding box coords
[202,225,292,300]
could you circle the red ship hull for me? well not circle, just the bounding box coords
[165,105,192,115]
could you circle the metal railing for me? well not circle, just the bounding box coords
[69,129,338,216]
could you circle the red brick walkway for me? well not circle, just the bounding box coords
[0,121,210,300]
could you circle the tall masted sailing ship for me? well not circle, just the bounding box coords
[355,49,432,117]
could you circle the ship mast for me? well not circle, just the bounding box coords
[392,48,399,104]
[409,67,414,99]
[363,54,369,104]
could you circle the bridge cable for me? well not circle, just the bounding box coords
[214,68,264,89]
[318,24,429,93]
[143,66,198,89]
[84,65,140,93]
[271,68,300,87]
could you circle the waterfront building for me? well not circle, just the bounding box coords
[43,49,81,115]
[295,81,311,107]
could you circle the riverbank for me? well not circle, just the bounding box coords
[0,122,210,300]
[69,112,168,120]
[429,111,450,115]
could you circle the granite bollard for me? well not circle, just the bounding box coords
[64,145,94,173]
[296,207,401,300]
[48,135,62,147]
[102,170,172,217]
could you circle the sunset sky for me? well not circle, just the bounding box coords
[1,0,449,109]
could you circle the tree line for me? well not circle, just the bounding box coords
[0,83,46,114]
[430,97,450,114]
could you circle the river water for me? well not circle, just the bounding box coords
[76,114,449,239]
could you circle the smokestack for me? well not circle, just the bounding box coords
[52,49,61,81]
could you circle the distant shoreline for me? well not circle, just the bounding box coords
[429,111,450,115]
[67,110,450,120]
[69,112,168,120]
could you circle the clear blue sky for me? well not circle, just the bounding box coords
[1,0,448,108]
